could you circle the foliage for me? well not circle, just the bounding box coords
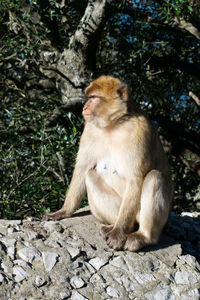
[0,105,83,219]
[0,0,200,218]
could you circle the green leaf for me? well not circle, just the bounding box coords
[73,126,77,134]
[45,207,51,214]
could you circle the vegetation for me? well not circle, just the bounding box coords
[0,0,199,219]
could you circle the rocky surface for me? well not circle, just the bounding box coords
[0,206,200,300]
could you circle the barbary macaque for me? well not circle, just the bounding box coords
[44,76,173,251]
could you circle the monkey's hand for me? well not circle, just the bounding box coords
[42,208,72,221]
[100,225,127,250]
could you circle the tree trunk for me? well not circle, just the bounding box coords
[45,0,116,110]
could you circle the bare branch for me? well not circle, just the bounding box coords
[189,91,200,107]
[69,0,115,52]
[174,17,200,41]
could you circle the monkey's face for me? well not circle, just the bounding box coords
[82,93,123,127]
[83,76,130,126]
[82,94,103,121]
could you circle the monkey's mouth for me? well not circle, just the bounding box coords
[82,113,94,120]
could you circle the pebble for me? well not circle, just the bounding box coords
[43,221,62,233]
[66,245,80,259]
[35,275,46,287]
[110,256,128,271]
[14,259,31,269]
[89,257,108,270]
[0,274,5,282]
[133,271,156,284]
[181,254,200,269]
[42,251,59,272]
[70,261,80,270]
[174,269,198,285]
[106,286,120,298]
[13,266,27,282]
[1,262,9,273]
[7,246,15,260]
[27,230,38,240]
[71,291,88,300]
[18,247,41,262]
[70,276,85,289]
[144,283,175,300]
[90,273,102,283]
[60,291,71,299]
[84,261,96,274]
[1,238,16,247]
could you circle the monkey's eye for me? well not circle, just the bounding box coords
[88,95,100,101]
[87,95,106,102]
[88,95,97,100]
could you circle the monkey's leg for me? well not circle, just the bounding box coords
[124,170,172,251]
[85,169,122,225]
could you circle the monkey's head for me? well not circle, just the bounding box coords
[83,76,131,127]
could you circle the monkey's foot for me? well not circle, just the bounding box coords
[100,224,113,238]
[101,225,127,250]
[124,231,152,251]
[42,209,71,221]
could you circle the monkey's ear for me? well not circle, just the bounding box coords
[117,83,129,102]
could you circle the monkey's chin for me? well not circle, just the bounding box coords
[83,114,94,121]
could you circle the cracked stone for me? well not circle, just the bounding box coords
[35,275,47,287]
[66,245,80,259]
[133,271,156,284]
[0,273,5,282]
[42,251,59,272]
[106,286,120,298]
[71,291,88,300]
[110,256,128,271]
[18,247,41,263]
[70,276,85,289]
[89,257,108,270]
[13,266,28,282]
[60,291,71,299]
[174,269,199,285]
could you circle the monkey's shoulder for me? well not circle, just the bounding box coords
[118,113,153,136]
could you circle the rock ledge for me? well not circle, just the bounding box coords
[0,207,200,300]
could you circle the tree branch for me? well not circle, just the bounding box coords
[189,91,200,107]
[69,0,117,53]
[173,16,200,41]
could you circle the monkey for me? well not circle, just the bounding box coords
[43,75,173,251]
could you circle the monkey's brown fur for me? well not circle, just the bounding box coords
[44,76,173,251]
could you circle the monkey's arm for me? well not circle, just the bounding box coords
[43,127,96,220]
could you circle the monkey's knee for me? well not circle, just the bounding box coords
[143,169,162,183]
